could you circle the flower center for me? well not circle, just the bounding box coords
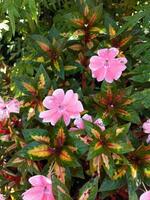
[44,186,50,194]
[104,59,109,68]
[58,104,65,112]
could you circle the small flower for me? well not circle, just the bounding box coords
[0,193,5,200]
[39,89,84,126]
[22,175,55,200]
[89,47,127,83]
[0,97,20,121]
[143,119,150,143]
[143,119,150,134]
[140,191,150,200]
[73,114,105,131]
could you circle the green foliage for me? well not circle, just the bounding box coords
[0,0,150,199]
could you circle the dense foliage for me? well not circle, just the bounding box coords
[0,0,150,199]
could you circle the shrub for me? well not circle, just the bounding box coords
[0,0,150,199]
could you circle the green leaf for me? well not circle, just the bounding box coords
[32,34,50,52]
[130,65,150,83]
[58,147,80,167]
[101,81,117,95]
[78,177,99,200]
[99,177,125,192]
[28,0,37,23]
[13,76,36,95]
[117,12,144,35]
[87,141,104,160]
[68,132,88,155]
[132,89,150,108]
[102,153,115,177]
[35,64,51,92]
[115,123,131,138]
[52,176,72,200]
[107,140,134,154]
[22,128,50,143]
[6,3,19,35]
[126,171,138,200]
[117,108,140,124]
[84,120,103,138]
[19,141,51,160]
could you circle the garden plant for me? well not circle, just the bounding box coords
[0,0,150,199]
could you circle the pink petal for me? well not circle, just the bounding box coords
[63,112,71,126]
[66,101,83,118]
[108,48,119,59]
[6,99,20,113]
[89,56,104,70]
[74,118,84,129]
[94,119,105,131]
[39,110,62,125]
[0,109,9,121]
[43,96,55,109]
[117,57,128,64]
[22,187,44,200]
[140,191,150,200]
[82,114,92,122]
[74,114,92,129]
[105,60,126,83]
[44,192,55,200]
[0,193,5,200]
[97,48,109,57]
[29,175,52,187]
[92,67,107,82]
[97,48,119,59]
[63,90,76,106]
[143,119,150,134]
[146,135,150,143]
[65,95,83,118]
[52,89,65,104]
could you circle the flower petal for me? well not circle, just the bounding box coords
[82,114,92,122]
[97,48,119,59]
[52,89,65,104]
[6,99,20,113]
[43,96,55,109]
[63,112,71,126]
[117,57,128,64]
[22,187,44,200]
[74,118,84,129]
[89,56,104,70]
[0,109,9,121]
[143,119,150,134]
[140,191,150,200]
[92,67,107,82]
[63,90,76,105]
[105,60,126,82]
[39,110,62,125]
[0,193,5,200]
[29,175,52,187]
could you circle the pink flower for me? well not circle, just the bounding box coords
[39,89,84,126]
[0,193,5,200]
[22,175,55,200]
[89,47,127,83]
[0,97,20,121]
[143,119,150,143]
[73,114,105,131]
[140,191,150,200]
[143,119,150,134]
